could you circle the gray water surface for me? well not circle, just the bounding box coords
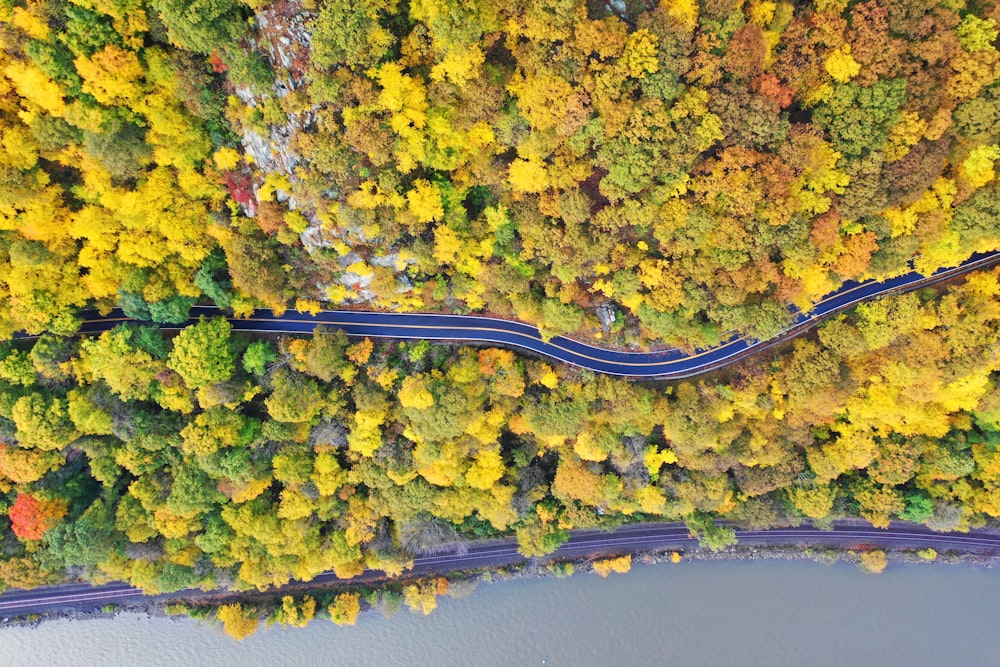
[1,559,998,667]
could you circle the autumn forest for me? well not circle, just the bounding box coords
[1,0,1000,632]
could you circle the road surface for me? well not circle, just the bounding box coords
[70,251,1000,379]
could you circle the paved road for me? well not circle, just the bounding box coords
[71,251,1000,379]
[2,521,998,616]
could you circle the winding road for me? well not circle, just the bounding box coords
[2,521,999,617]
[73,250,1000,379]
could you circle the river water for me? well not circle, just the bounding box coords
[1,559,999,667]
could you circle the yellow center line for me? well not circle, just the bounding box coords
[239,318,708,368]
[78,255,999,371]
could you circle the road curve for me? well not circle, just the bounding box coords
[67,250,1000,379]
[2,521,998,617]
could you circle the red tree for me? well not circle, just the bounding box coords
[9,494,65,541]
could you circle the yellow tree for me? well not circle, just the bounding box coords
[216,603,259,640]
[328,592,361,626]
[592,554,632,577]
[74,45,145,107]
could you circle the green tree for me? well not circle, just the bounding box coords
[82,120,152,181]
[302,327,349,382]
[78,327,165,401]
[515,514,569,557]
[167,463,224,516]
[29,334,75,380]
[167,317,235,390]
[539,299,585,338]
[265,370,324,424]
[12,393,80,451]
[310,0,396,70]
[67,387,115,436]
[684,512,738,551]
[180,407,260,456]
[44,501,121,570]
[0,348,36,387]
[149,0,248,54]
[242,341,276,376]
[813,80,907,159]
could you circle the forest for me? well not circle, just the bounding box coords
[0,0,999,630]
[0,271,999,596]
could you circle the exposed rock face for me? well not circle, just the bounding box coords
[596,304,617,334]
[232,0,412,304]
[233,1,316,209]
[254,1,313,84]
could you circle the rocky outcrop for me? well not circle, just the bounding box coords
[233,1,316,207]
[231,0,413,303]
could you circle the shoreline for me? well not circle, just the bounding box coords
[3,539,996,631]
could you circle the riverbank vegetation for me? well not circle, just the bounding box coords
[0,271,999,595]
